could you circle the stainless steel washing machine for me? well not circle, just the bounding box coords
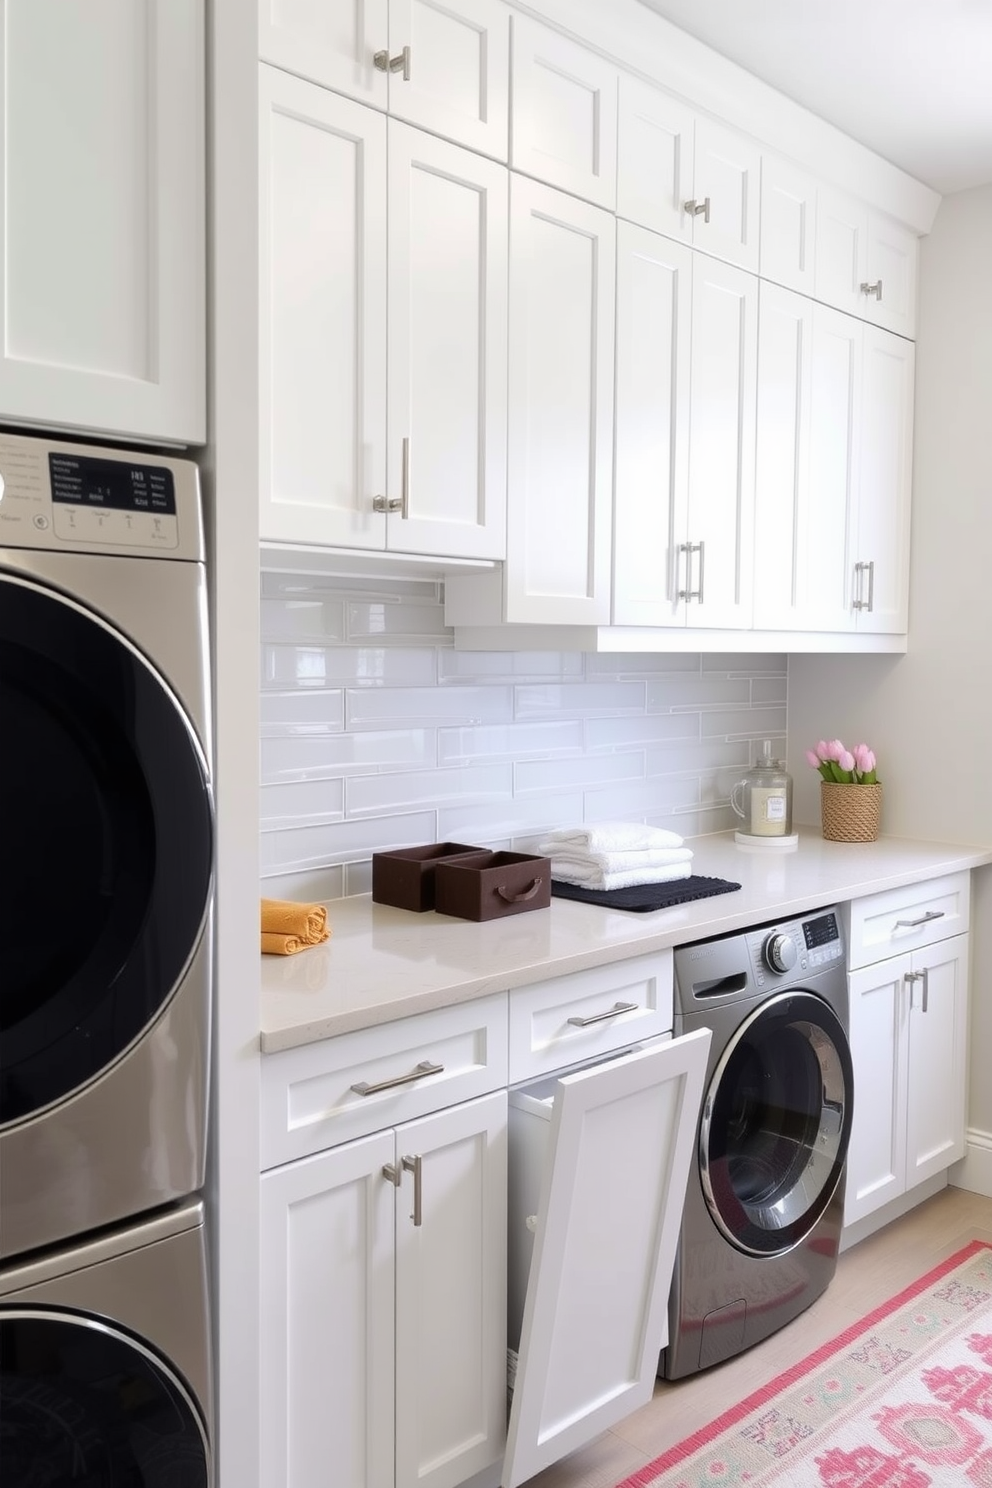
[0,432,213,1261]
[0,1198,212,1484]
[663,906,854,1379]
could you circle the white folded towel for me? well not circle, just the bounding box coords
[550,860,693,892]
[538,845,694,875]
[542,821,684,853]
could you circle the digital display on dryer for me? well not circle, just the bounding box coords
[803,912,839,948]
[49,454,177,514]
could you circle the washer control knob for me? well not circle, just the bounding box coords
[764,933,798,973]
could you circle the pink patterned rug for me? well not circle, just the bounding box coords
[618,1241,992,1488]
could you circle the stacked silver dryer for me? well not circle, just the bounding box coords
[0,433,214,1482]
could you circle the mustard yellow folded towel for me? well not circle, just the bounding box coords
[260,898,330,955]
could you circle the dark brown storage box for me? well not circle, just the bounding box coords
[372,842,488,912]
[434,852,551,922]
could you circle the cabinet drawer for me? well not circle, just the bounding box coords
[846,873,970,969]
[261,992,508,1168]
[508,952,673,1084]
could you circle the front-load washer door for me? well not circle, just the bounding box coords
[0,1309,210,1483]
[0,572,213,1127]
[698,990,853,1257]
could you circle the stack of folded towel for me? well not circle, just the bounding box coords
[537,822,692,892]
[261,897,331,956]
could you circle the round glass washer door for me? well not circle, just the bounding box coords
[0,573,213,1128]
[0,1307,210,1484]
[699,990,854,1257]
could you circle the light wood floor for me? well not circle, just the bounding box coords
[523,1185,992,1488]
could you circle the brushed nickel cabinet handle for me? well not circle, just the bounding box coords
[374,45,411,80]
[567,1000,640,1027]
[678,541,704,602]
[401,436,410,520]
[905,968,930,1014]
[860,279,883,301]
[402,1154,423,1226]
[352,1059,443,1096]
[373,495,402,513]
[895,910,944,929]
[684,196,711,223]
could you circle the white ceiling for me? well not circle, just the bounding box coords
[634,0,992,196]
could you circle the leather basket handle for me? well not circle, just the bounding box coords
[496,877,543,904]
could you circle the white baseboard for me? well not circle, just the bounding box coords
[949,1128,992,1197]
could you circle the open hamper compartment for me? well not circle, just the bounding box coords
[434,851,551,921]
[371,842,489,911]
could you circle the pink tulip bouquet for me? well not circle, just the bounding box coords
[806,739,879,785]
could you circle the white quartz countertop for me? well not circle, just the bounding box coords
[260,829,992,1052]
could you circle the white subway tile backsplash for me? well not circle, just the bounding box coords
[646,676,753,711]
[263,645,437,689]
[347,685,513,728]
[346,763,513,817]
[438,720,585,764]
[258,582,791,893]
[439,650,584,683]
[261,689,344,731]
[513,752,645,795]
[262,730,435,782]
[514,681,646,719]
[261,777,344,826]
[346,599,449,642]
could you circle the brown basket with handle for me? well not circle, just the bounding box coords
[820,781,882,842]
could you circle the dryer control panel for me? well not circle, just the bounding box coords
[673,906,846,1012]
[0,433,203,561]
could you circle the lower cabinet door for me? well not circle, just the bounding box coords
[905,935,968,1189]
[503,1028,710,1488]
[394,1091,508,1488]
[260,1130,396,1488]
[844,955,909,1225]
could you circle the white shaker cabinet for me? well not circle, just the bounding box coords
[843,875,970,1229]
[815,187,918,338]
[261,1091,508,1488]
[504,1027,711,1488]
[683,255,758,629]
[0,0,204,445]
[612,229,757,631]
[617,77,760,272]
[759,155,817,295]
[259,69,507,559]
[510,15,618,209]
[613,222,693,627]
[502,176,615,624]
[801,304,914,634]
[259,0,509,159]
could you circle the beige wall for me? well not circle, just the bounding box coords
[788,184,992,1139]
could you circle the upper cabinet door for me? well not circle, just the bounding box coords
[258,0,508,157]
[805,303,863,631]
[613,222,693,628]
[814,187,869,320]
[505,177,615,624]
[856,327,914,633]
[259,0,389,107]
[389,0,509,160]
[394,1092,508,1488]
[616,76,693,243]
[0,0,205,445]
[753,283,813,631]
[503,1028,710,1488]
[259,69,388,549]
[510,15,618,210]
[691,119,761,273]
[685,256,759,629]
[760,155,816,295]
[864,213,918,339]
[387,122,507,560]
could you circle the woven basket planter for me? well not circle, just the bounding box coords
[820,781,882,843]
